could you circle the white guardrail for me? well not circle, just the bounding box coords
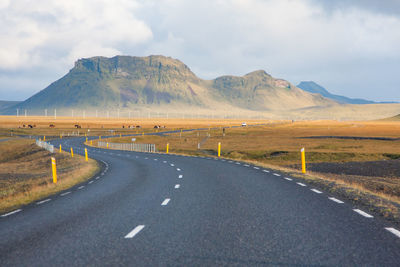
[98,141,156,153]
[36,139,54,153]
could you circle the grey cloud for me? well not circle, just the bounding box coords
[313,0,400,16]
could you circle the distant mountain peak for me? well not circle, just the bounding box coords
[297,81,375,104]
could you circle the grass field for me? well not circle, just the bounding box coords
[2,115,400,217]
[0,138,99,213]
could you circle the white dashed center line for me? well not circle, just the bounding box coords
[236,162,241,165]
[353,209,373,218]
[125,225,145,239]
[175,184,180,189]
[88,181,94,184]
[311,189,322,194]
[78,186,85,190]
[273,173,281,177]
[95,176,100,180]
[60,191,71,196]
[284,177,293,181]
[178,175,183,179]
[297,182,306,187]
[170,164,175,166]
[161,198,171,206]
[154,159,158,161]
[385,228,400,238]
[254,167,260,170]
[177,168,181,171]
[163,161,167,163]
[263,170,269,173]
[36,199,51,205]
[244,164,250,167]
[329,197,344,204]
[1,209,22,217]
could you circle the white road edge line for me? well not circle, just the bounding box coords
[297,182,306,187]
[60,191,71,196]
[329,197,344,204]
[78,186,85,190]
[353,209,373,218]
[254,167,260,170]
[178,175,183,178]
[170,164,174,166]
[175,184,180,189]
[284,177,293,181]
[385,227,400,238]
[161,198,171,206]
[273,173,281,177]
[263,170,269,173]
[311,189,322,194]
[88,181,94,184]
[1,209,22,217]
[36,199,51,205]
[125,225,145,239]
[177,168,181,171]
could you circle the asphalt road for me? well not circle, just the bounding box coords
[1,136,400,266]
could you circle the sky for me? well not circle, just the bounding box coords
[0,0,399,102]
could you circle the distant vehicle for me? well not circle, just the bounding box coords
[241,122,247,127]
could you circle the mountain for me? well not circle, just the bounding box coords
[6,55,335,114]
[297,81,375,104]
[0,100,22,112]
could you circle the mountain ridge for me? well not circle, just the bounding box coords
[6,55,336,113]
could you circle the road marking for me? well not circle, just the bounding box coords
[60,191,71,196]
[236,162,241,165]
[329,197,344,204]
[254,167,260,170]
[311,189,322,194]
[175,184,180,189]
[353,209,373,218]
[178,175,183,178]
[385,228,400,238]
[228,161,233,163]
[1,209,22,217]
[177,168,181,171]
[88,181,94,184]
[117,154,121,156]
[221,159,226,161]
[284,177,293,181]
[244,164,250,167]
[95,176,100,180]
[125,225,145,239]
[263,170,269,173]
[163,161,167,163]
[273,173,281,177]
[144,157,148,159]
[78,186,85,190]
[37,199,51,205]
[161,198,171,206]
[154,159,158,161]
[170,164,175,166]
[297,182,306,187]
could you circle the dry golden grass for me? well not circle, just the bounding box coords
[0,138,99,213]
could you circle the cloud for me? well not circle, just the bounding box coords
[0,0,399,102]
[0,0,152,70]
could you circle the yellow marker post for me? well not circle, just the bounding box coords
[166,143,169,154]
[107,143,109,148]
[60,134,62,139]
[85,148,88,162]
[99,136,101,140]
[86,137,88,143]
[301,147,306,174]
[142,132,144,136]
[44,136,46,141]
[59,144,62,153]
[51,157,57,183]
[70,147,74,158]
[120,134,122,138]
[218,142,221,157]
[90,140,93,145]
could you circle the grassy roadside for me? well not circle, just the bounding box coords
[0,138,100,214]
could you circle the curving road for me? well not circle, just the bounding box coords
[1,136,400,266]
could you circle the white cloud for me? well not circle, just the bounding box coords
[0,0,152,70]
